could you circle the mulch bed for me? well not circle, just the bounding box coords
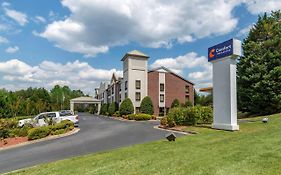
[0,137,28,148]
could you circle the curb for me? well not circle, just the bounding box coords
[0,128,80,152]
[153,125,197,135]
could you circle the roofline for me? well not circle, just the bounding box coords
[121,53,149,61]
[148,66,195,85]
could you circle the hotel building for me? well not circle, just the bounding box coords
[95,50,194,116]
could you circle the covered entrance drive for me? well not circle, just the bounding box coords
[70,97,101,114]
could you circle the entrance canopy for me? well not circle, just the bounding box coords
[70,96,101,114]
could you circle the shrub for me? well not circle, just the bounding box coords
[171,99,180,108]
[128,113,152,121]
[28,126,50,140]
[0,128,10,139]
[113,111,120,117]
[108,103,118,116]
[50,120,74,133]
[0,118,18,130]
[181,100,193,107]
[100,104,109,115]
[10,126,30,137]
[120,98,134,116]
[166,106,213,127]
[140,96,154,115]
[160,117,168,126]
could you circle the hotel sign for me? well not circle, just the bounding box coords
[208,39,238,62]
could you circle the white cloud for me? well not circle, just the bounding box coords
[151,52,212,89]
[1,2,10,7]
[39,0,240,57]
[5,46,19,53]
[0,36,9,44]
[244,0,281,14]
[4,8,28,26]
[237,24,254,37]
[35,16,46,23]
[0,59,122,94]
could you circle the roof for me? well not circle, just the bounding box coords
[70,96,101,102]
[148,66,194,85]
[199,87,213,93]
[121,50,149,61]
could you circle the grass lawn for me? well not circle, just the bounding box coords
[10,113,281,175]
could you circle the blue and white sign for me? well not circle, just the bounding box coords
[208,39,241,62]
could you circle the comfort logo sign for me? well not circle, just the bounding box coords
[208,39,234,62]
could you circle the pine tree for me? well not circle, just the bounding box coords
[237,11,281,114]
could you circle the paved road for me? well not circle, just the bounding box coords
[0,113,177,174]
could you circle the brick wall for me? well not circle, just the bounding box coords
[148,71,159,115]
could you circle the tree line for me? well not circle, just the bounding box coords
[0,85,85,118]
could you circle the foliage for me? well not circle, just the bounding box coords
[27,126,50,140]
[100,104,109,115]
[0,85,85,119]
[127,113,152,121]
[166,106,213,127]
[119,98,134,116]
[194,90,212,106]
[160,117,168,126]
[108,103,118,116]
[140,96,154,115]
[181,100,193,107]
[113,111,120,117]
[237,11,281,115]
[171,99,180,108]
[50,120,74,135]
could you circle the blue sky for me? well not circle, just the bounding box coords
[0,0,280,94]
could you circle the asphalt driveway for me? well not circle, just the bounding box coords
[0,113,179,174]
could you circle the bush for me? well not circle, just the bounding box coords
[50,120,74,134]
[100,104,109,115]
[181,100,193,107]
[166,106,213,127]
[28,126,50,140]
[10,126,31,137]
[171,99,180,108]
[140,96,154,115]
[113,111,120,117]
[108,103,118,116]
[160,117,168,126]
[120,98,134,116]
[0,118,18,130]
[0,128,10,139]
[127,113,152,121]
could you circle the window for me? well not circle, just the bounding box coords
[112,86,114,94]
[135,80,141,89]
[136,107,140,114]
[185,85,189,93]
[185,95,189,101]
[160,94,164,102]
[160,83,164,92]
[136,92,141,101]
[125,81,128,90]
[125,92,128,98]
[112,96,114,102]
[119,94,122,102]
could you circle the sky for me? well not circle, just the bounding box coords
[0,0,281,95]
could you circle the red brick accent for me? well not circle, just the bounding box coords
[165,73,194,108]
[148,71,159,115]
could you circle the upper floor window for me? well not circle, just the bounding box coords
[185,85,189,93]
[160,83,164,92]
[125,81,128,90]
[136,80,141,89]
[125,92,128,98]
[112,86,114,95]
[136,92,141,101]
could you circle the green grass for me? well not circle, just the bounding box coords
[10,113,281,175]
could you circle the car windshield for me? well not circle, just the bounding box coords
[59,110,73,116]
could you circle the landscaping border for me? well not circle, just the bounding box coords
[0,128,80,152]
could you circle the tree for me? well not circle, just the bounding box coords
[237,11,281,115]
[171,98,180,108]
[140,96,154,115]
[119,98,134,116]
[108,103,117,116]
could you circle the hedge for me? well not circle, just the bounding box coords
[128,113,152,121]
[140,96,154,115]
[165,106,213,127]
[120,98,134,116]
[27,126,50,140]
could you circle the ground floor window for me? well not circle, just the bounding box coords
[159,107,165,116]
[135,107,140,114]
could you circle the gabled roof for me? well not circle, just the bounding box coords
[70,96,101,102]
[149,66,194,85]
[110,73,118,84]
[121,50,149,61]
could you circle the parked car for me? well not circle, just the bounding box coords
[18,111,79,127]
